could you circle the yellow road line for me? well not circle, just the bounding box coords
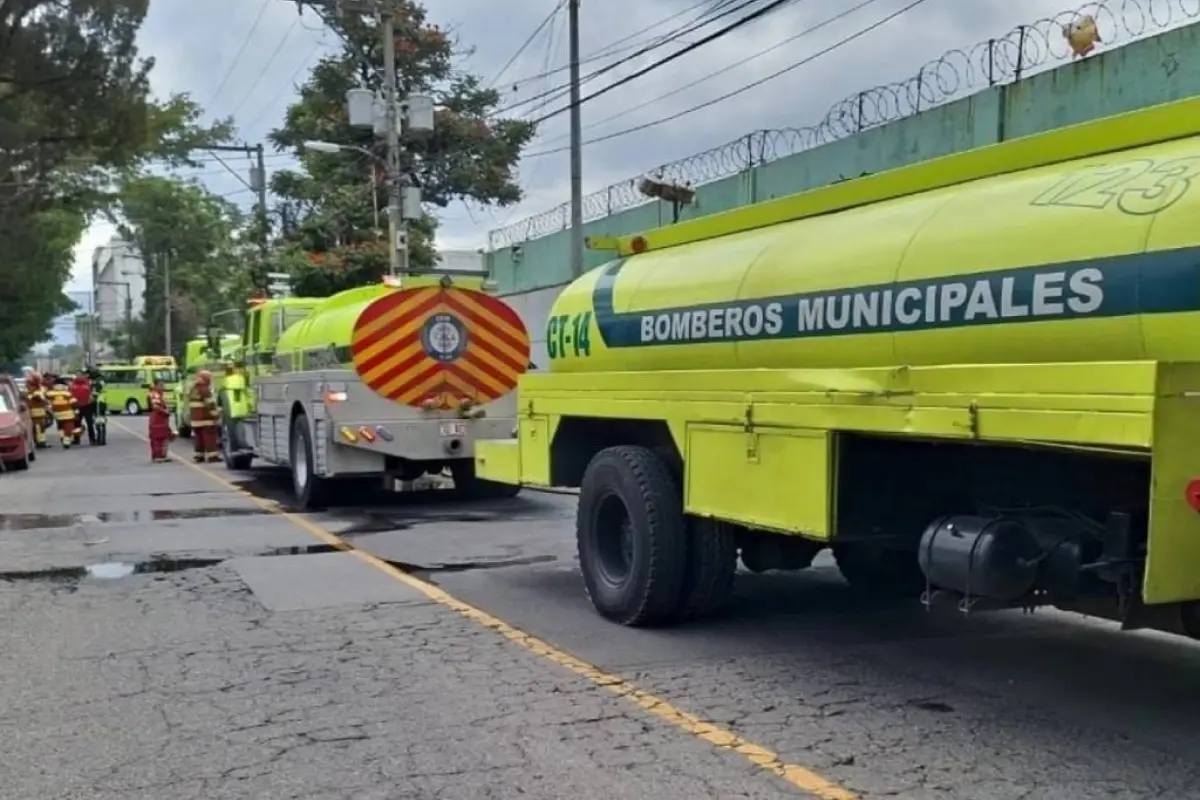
[116,421,857,799]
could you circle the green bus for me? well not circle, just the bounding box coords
[99,362,180,415]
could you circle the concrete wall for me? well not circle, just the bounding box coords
[490,23,1200,356]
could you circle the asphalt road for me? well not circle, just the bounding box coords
[2,420,1199,799]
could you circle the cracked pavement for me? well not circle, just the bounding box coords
[0,423,794,799]
[4,421,1200,798]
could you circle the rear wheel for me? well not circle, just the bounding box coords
[124,398,140,415]
[290,414,329,510]
[676,517,738,622]
[576,445,687,627]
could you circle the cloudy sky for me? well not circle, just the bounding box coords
[67,0,1155,290]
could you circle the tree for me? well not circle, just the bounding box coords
[0,1,234,362]
[107,175,253,356]
[266,0,535,295]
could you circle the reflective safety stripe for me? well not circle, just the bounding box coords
[190,420,216,427]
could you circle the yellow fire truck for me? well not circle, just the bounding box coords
[476,96,1200,640]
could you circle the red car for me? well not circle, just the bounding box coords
[0,374,35,471]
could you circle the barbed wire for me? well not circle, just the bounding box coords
[488,0,1200,249]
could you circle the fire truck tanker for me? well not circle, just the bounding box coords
[474,96,1200,640]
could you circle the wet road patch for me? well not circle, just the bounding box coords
[0,506,274,531]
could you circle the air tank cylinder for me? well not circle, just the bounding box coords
[917,515,1041,602]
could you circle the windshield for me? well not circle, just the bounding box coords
[282,308,311,332]
[152,369,179,383]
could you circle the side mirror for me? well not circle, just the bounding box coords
[19,403,27,413]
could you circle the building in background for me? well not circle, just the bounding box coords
[437,249,485,273]
[91,237,145,331]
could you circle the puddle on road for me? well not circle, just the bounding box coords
[396,554,557,573]
[0,545,339,584]
[0,507,272,530]
[337,511,497,537]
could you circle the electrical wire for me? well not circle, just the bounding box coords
[229,17,302,123]
[205,0,272,109]
[240,35,330,135]
[489,0,770,117]
[555,0,886,142]
[528,0,801,126]
[487,0,565,89]
[524,0,933,157]
[501,0,726,86]
[492,6,566,229]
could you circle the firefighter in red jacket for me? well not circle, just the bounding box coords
[147,378,174,462]
[69,373,95,444]
[188,370,221,463]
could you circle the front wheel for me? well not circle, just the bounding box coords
[576,445,688,627]
[289,414,329,510]
[124,398,141,415]
[221,417,252,471]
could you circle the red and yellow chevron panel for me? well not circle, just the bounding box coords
[350,285,530,409]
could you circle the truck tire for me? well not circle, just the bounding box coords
[576,445,687,627]
[833,544,925,599]
[221,420,253,471]
[676,517,738,622]
[124,398,141,415]
[219,399,252,471]
[449,460,520,499]
[290,414,330,510]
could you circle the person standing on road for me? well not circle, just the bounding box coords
[45,377,77,449]
[70,372,96,444]
[187,370,220,463]
[147,378,173,463]
[23,373,49,449]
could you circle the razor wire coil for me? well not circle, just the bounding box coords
[488,0,1200,249]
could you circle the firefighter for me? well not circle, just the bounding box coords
[45,376,77,448]
[24,373,49,448]
[69,372,95,444]
[187,369,221,463]
[147,378,173,462]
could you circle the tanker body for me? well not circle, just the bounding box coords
[476,96,1200,640]
[227,274,529,508]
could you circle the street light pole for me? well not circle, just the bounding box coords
[568,0,584,278]
[162,251,172,357]
[381,5,404,277]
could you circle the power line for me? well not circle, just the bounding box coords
[487,0,565,89]
[524,0,933,157]
[229,17,302,123]
[205,0,272,110]
[501,0,723,87]
[560,0,886,142]
[529,0,800,126]
[240,34,329,134]
[490,0,767,117]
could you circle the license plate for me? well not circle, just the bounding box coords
[439,421,466,437]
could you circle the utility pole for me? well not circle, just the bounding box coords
[568,0,584,278]
[124,288,133,361]
[253,144,268,258]
[381,5,405,276]
[162,251,172,356]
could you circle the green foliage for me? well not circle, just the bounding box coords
[266,0,535,295]
[0,1,234,363]
[107,175,253,357]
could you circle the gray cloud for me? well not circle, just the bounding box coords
[69,0,1144,283]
